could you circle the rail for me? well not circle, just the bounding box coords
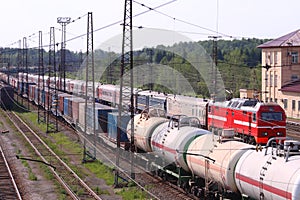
[5,110,102,200]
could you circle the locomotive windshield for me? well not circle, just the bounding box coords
[261,112,283,121]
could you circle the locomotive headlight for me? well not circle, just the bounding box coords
[277,132,283,136]
[262,132,268,136]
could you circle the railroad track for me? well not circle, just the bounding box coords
[287,120,300,132]
[4,110,102,200]
[82,133,196,200]
[0,144,22,200]
[287,121,300,140]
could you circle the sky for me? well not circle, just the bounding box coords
[1,0,300,51]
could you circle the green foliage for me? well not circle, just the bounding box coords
[2,38,268,98]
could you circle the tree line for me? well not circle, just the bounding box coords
[0,38,270,98]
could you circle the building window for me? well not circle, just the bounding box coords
[274,51,278,64]
[270,73,273,86]
[291,74,298,81]
[292,100,296,110]
[274,74,278,87]
[270,52,273,64]
[275,98,278,103]
[298,101,300,111]
[265,52,269,65]
[265,71,268,87]
[266,97,268,103]
[291,51,298,64]
[270,98,273,102]
[283,99,288,109]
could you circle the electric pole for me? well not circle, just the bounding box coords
[57,17,71,92]
[115,0,135,186]
[83,12,96,162]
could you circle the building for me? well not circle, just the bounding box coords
[239,89,260,100]
[258,29,300,119]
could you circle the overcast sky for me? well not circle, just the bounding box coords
[1,0,300,51]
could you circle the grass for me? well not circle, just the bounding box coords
[12,102,150,199]
[116,187,148,200]
[84,160,115,186]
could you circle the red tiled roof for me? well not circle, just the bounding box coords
[258,29,300,48]
[280,79,300,93]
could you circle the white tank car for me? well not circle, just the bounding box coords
[151,116,211,172]
[235,139,300,200]
[186,134,253,193]
[127,109,167,152]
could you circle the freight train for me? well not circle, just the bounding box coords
[0,72,297,199]
[0,72,286,145]
[129,109,300,199]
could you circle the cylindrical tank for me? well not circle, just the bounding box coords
[127,109,167,152]
[186,134,252,192]
[235,148,300,200]
[151,116,211,172]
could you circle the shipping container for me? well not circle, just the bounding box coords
[71,97,85,124]
[58,93,72,115]
[107,112,130,142]
[63,97,70,116]
[78,102,85,129]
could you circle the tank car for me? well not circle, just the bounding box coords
[127,108,167,152]
[151,115,211,172]
[186,134,253,193]
[235,138,300,200]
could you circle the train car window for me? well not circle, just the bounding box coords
[261,112,282,121]
[208,106,211,113]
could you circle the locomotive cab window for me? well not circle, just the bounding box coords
[261,112,283,121]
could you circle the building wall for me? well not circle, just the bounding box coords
[279,92,300,118]
[239,89,260,100]
[261,46,300,119]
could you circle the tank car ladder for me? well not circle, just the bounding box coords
[259,154,275,200]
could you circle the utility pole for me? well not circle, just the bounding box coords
[208,36,221,102]
[115,0,135,186]
[83,12,96,162]
[38,31,46,124]
[46,27,58,133]
[17,40,22,102]
[22,37,28,107]
[57,17,71,92]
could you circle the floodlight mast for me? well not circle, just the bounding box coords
[57,17,71,92]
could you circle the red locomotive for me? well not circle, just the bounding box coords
[207,98,286,144]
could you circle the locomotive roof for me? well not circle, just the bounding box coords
[211,98,265,111]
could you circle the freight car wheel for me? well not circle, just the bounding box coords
[180,181,190,193]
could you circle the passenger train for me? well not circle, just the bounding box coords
[0,72,286,145]
[0,71,298,199]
